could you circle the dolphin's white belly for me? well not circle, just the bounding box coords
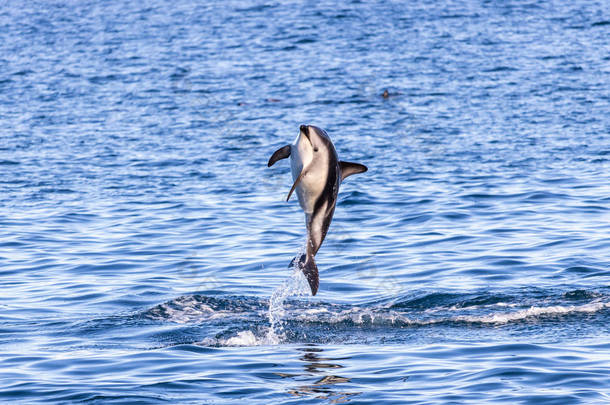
[290,142,325,215]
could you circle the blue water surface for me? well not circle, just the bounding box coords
[1,0,610,403]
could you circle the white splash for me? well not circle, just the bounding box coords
[205,253,311,347]
[198,330,264,347]
[265,263,311,344]
[223,330,260,346]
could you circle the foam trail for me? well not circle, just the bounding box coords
[224,331,259,346]
[265,259,311,344]
[456,301,610,324]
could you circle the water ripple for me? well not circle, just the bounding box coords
[1,0,609,402]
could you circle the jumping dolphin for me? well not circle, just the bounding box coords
[267,125,367,295]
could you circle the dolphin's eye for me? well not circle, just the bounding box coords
[314,147,319,152]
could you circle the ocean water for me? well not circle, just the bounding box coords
[1,0,610,403]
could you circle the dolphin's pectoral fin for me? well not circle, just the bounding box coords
[339,161,368,181]
[286,167,307,201]
[267,145,291,167]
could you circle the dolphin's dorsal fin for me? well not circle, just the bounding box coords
[267,145,291,167]
[286,167,307,201]
[339,161,367,180]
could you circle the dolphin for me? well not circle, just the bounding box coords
[267,124,367,295]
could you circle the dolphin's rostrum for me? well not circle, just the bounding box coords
[267,125,367,295]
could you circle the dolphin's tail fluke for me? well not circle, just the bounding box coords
[289,254,319,296]
[302,258,319,296]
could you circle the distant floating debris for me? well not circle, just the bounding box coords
[236,98,280,106]
[381,89,402,99]
[592,20,610,27]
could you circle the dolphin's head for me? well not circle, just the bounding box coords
[292,124,337,174]
[297,124,332,155]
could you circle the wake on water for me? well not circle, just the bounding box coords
[142,272,610,347]
[141,247,610,347]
